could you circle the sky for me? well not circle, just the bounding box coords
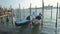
[0,0,60,9]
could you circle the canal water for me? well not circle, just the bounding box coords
[0,8,60,34]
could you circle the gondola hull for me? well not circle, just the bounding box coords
[15,16,30,26]
[15,21,30,26]
[32,19,40,26]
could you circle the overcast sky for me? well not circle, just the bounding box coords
[0,0,60,9]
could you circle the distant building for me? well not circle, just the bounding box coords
[29,5,53,10]
[44,5,53,9]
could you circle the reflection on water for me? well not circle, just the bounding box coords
[32,25,39,34]
[0,23,44,34]
[0,19,58,34]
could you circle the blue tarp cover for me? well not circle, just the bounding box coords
[16,18,29,23]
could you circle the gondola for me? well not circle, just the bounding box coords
[15,12,42,26]
[15,12,35,26]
